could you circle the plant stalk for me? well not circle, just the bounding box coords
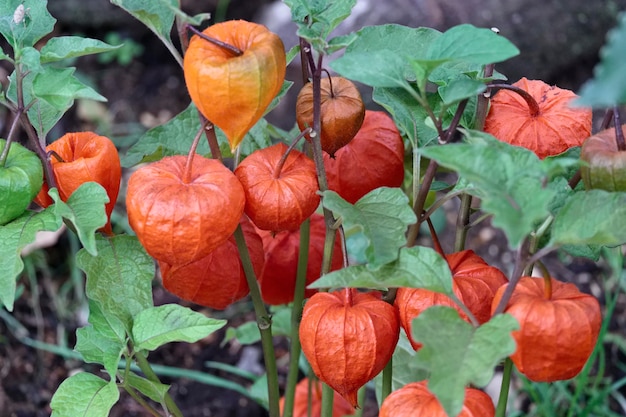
[273,127,312,179]
[187,25,243,56]
[495,358,513,417]
[613,106,625,151]
[134,352,184,417]
[234,225,280,417]
[381,356,393,403]
[282,218,311,417]
[487,83,541,117]
[182,120,209,184]
[0,111,22,167]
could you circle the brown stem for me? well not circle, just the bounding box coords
[441,99,468,144]
[187,25,243,56]
[475,63,496,131]
[488,83,541,117]
[272,128,311,179]
[322,69,334,98]
[299,37,311,85]
[182,120,210,184]
[338,222,349,269]
[493,239,530,316]
[542,273,553,300]
[0,112,21,167]
[568,170,581,189]
[343,287,353,306]
[426,217,444,256]
[613,107,626,151]
[406,159,438,246]
[600,108,614,130]
[48,150,65,163]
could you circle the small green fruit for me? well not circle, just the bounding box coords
[0,139,43,225]
[580,125,626,192]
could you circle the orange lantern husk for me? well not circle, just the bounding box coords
[34,132,121,235]
[299,288,400,407]
[279,378,355,417]
[491,276,601,382]
[484,77,592,159]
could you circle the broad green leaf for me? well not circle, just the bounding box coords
[133,304,226,351]
[426,24,519,64]
[284,0,356,53]
[125,372,170,403]
[78,235,154,332]
[577,13,626,107]
[19,66,106,136]
[374,333,429,406]
[50,373,119,417]
[222,305,291,346]
[85,300,126,344]
[122,103,274,167]
[550,190,626,246]
[326,32,357,54]
[342,24,441,83]
[420,131,560,248]
[111,0,176,43]
[0,208,61,311]
[330,50,411,88]
[49,183,109,256]
[39,36,120,63]
[75,325,125,378]
[0,0,56,49]
[373,86,438,146]
[438,77,486,105]
[309,246,452,293]
[18,46,42,72]
[321,188,417,268]
[412,308,518,417]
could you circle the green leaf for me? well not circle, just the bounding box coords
[0,0,56,49]
[284,0,356,53]
[39,36,120,63]
[330,50,410,88]
[132,304,226,351]
[439,77,486,105]
[373,86,438,146]
[337,24,441,83]
[420,131,559,248]
[86,300,127,344]
[21,66,106,136]
[78,235,154,332]
[321,188,417,268]
[222,305,291,346]
[50,373,119,417]
[577,13,626,107]
[412,308,518,417]
[111,0,176,43]
[425,24,519,64]
[75,325,125,378]
[550,190,626,246]
[125,372,170,403]
[122,103,274,167]
[0,208,61,311]
[309,246,452,292]
[49,183,109,256]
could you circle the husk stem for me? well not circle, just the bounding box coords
[182,120,210,184]
[187,25,243,56]
[282,218,311,417]
[487,83,541,117]
[381,356,393,404]
[234,225,280,417]
[273,127,312,179]
[0,111,22,167]
[541,267,553,300]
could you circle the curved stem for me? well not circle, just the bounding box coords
[449,292,479,328]
[320,383,335,417]
[273,127,311,178]
[488,83,541,117]
[541,270,553,300]
[426,217,444,256]
[234,225,280,417]
[0,111,21,166]
[187,25,243,56]
[493,239,530,316]
[182,119,210,183]
[282,218,311,417]
[495,358,513,417]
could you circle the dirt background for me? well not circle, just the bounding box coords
[1,0,626,416]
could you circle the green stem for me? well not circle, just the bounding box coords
[122,384,164,417]
[495,358,513,417]
[282,218,311,417]
[454,194,472,252]
[405,159,438,246]
[234,225,280,417]
[380,356,393,403]
[354,387,365,417]
[320,383,335,417]
[134,352,184,417]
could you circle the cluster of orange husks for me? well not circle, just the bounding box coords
[114,20,601,417]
